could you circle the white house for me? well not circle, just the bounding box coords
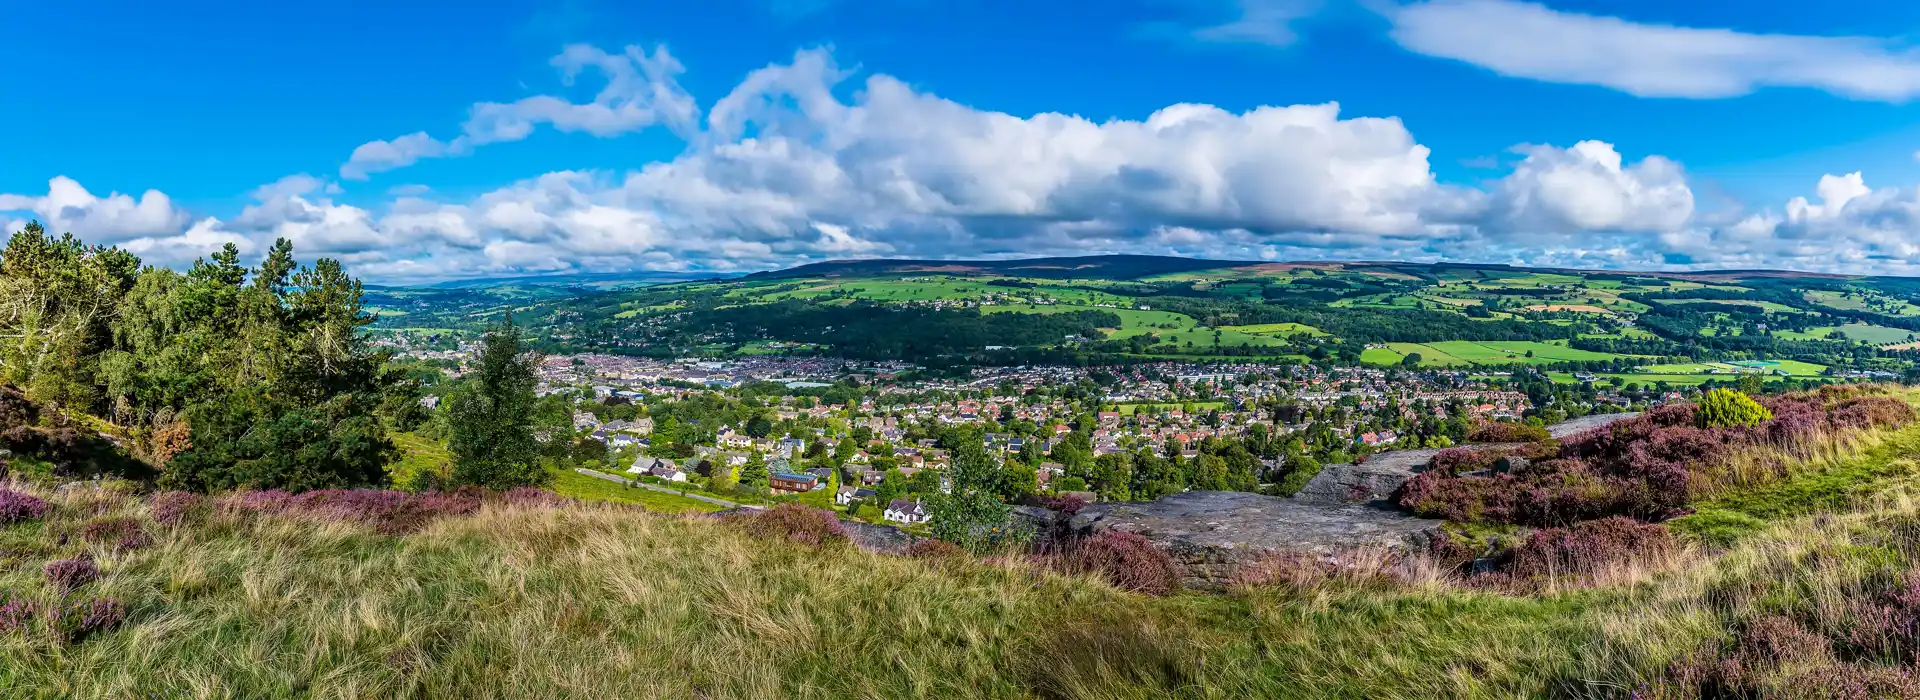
[628,457,679,479]
[883,499,930,525]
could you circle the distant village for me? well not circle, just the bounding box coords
[384,333,1686,525]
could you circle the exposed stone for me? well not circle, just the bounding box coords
[842,521,918,554]
[1067,490,1442,590]
[1546,411,1641,438]
[1291,413,1645,507]
[1290,448,1446,506]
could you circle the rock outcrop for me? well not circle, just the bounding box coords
[1546,411,1641,438]
[1291,412,1646,507]
[1067,491,1442,590]
[1061,413,1648,589]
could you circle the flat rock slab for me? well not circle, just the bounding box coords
[1068,490,1442,589]
[1547,411,1642,438]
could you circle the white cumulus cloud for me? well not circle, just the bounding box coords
[339,43,698,180]
[1384,0,1920,100]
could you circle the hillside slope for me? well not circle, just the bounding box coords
[7,434,1920,699]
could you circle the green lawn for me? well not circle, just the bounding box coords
[548,468,726,514]
[1114,401,1228,416]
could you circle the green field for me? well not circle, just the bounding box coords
[1804,289,1920,316]
[1778,323,1917,345]
[1368,340,1627,367]
[1637,360,1829,377]
[1215,322,1327,337]
[979,304,1291,349]
[1549,372,1717,387]
[1359,347,1406,365]
[1658,298,1800,313]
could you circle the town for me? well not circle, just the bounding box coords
[383,333,1687,531]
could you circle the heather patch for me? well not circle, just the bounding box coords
[43,556,99,593]
[0,488,51,524]
[725,504,849,548]
[222,487,563,536]
[1047,531,1179,596]
[1400,388,1917,528]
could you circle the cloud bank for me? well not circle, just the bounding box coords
[5,44,1919,282]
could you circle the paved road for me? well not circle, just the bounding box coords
[573,468,758,510]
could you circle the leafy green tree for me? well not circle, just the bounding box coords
[0,222,140,409]
[927,442,1029,554]
[447,316,545,489]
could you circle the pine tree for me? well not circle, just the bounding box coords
[739,451,770,490]
[448,315,545,489]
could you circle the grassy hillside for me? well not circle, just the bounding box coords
[6,409,1920,698]
[10,390,1920,697]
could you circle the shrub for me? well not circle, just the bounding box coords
[1694,389,1772,429]
[0,598,39,634]
[1427,447,1505,476]
[80,517,151,552]
[1051,531,1179,596]
[0,385,39,430]
[728,504,849,548]
[53,598,126,643]
[1505,517,1674,580]
[501,487,567,508]
[1042,494,1088,515]
[44,557,99,593]
[1466,421,1550,444]
[1829,395,1918,431]
[0,489,50,524]
[904,538,966,559]
[149,491,203,527]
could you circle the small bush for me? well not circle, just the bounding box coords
[43,557,99,593]
[80,517,151,553]
[1695,389,1772,429]
[1505,516,1674,580]
[1427,447,1505,476]
[53,598,126,644]
[1466,421,1550,444]
[1042,494,1088,515]
[904,539,966,559]
[1052,531,1179,596]
[0,598,40,634]
[729,504,849,548]
[501,487,567,508]
[149,491,203,527]
[0,488,51,524]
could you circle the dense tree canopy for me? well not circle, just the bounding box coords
[0,221,409,491]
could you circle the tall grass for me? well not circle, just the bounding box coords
[4,394,1920,698]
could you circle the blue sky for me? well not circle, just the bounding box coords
[7,0,1920,281]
